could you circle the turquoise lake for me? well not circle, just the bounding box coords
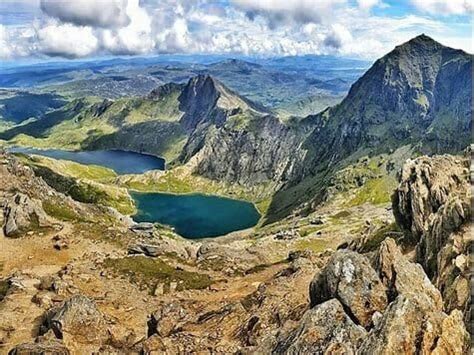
[131,192,261,238]
[9,147,165,174]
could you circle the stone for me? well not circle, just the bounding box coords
[270,299,367,354]
[148,303,189,338]
[309,250,388,328]
[392,155,471,315]
[3,193,51,237]
[42,294,108,344]
[8,338,70,355]
[378,238,443,311]
[127,243,160,257]
[359,295,469,354]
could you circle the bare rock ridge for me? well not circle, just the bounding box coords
[268,153,471,353]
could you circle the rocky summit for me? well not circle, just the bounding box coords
[0,33,472,354]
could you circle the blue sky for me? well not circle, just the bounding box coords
[0,0,472,62]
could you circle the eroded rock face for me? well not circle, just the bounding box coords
[309,250,388,328]
[271,299,367,354]
[378,238,443,311]
[392,154,471,315]
[3,193,51,237]
[359,295,469,354]
[42,295,108,345]
[392,154,468,242]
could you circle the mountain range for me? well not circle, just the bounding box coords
[0,35,472,223]
[0,34,472,354]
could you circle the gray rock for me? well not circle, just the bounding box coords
[271,299,367,354]
[359,295,469,354]
[310,250,388,328]
[8,338,70,355]
[42,295,108,344]
[378,238,443,311]
[128,243,160,257]
[3,193,51,237]
[392,154,471,317]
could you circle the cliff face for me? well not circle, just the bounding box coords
[180,115,310,188]
[392,152,471,318]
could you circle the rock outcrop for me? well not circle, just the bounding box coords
[271,299,367,354]
[41,295,108,345]
[270,236,470,354]
[309,250,387,328]
[8,338,70,355]
[3,193,51,237]
[392,154,471,317]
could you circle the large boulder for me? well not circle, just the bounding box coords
[42,295,108,345]
[3,193,51,237]
[309,250,388,328]
[271,299,367,354]
[8,338,70,355]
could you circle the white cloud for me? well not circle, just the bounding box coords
[40,0,130,28]
[357,0,381,10]
[323,24,353,49]
[231,0,347,25]
[37,22,98,58]
[0,25,14,58]
[0,0,472,60]
[411,0,473,15]
[100,0,154,54]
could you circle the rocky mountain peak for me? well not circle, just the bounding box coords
[302,34,472,174]
[397,33,442,49]
[178,74,267,132]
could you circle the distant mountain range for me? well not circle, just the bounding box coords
[0,54,369,118]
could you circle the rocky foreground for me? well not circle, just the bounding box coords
[0,149,471,354]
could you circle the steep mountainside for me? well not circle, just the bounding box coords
[303,34,472,172]
[266,35,472,220]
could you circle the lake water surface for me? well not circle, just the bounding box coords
[9,147,165,174]
[131,191,261,238]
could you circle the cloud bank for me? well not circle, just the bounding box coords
[0,0,472,60]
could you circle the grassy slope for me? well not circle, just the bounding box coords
[17,154,135,215]
[6,93,187,162]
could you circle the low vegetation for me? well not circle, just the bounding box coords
[104,256,213,294]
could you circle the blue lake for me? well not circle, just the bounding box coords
[131,191,261,238]
[9,147,165,174]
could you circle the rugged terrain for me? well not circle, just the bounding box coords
[0,145,471,353]
[1,35,471,224]
[0,34,472,353]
